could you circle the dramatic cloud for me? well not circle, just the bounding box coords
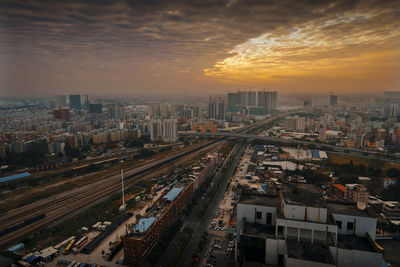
[0,0,399,96]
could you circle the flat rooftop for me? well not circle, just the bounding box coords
[327,202,372,218]
[283,184,326,208]
[286,240,331,264]
[337,235,375,252]
[240,192,280,207]
[242,223,275,238]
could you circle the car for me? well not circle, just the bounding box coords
[209,254,216,259]
[214,245,222,249]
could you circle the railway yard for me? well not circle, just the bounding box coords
[0,139,224,251]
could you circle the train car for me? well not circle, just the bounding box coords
[63,239,75,254]
[24,213,45,225]
[74,236,88,249]
[54,236,76,250]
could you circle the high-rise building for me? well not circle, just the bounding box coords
[83,95,90,109]
[89,104,103,114]
[303,101,312,114]
[149,103,161,117]
[162,119,177,142]
[217,100,226,120]
[227,92,241,112]
[53,107,71,121]
[208,96,217,119]
[149,119,162,141]
[69,94,81,110]
[183,108,193,120]
[55,95,67,107]
[285,116,305,131]
[330,94,337,106]
[227,90,277,114]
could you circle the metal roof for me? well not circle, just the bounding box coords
[133,217,156,233]
[163,187,183,202]
[0,172,31,184]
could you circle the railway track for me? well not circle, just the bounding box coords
[0,140,222,248]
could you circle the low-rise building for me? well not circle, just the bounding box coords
[345,184,369,204]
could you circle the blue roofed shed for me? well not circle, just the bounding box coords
[163,187,183,202]
[133,217,156,233]
[0,172,31,184]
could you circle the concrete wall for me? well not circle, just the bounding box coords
[237,203,277,234]
[332,214,377,240]
[283,202,327,223]
[265,238,286,265]
[329,247,382,267]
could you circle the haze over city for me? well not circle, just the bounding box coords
[1,0,399,97]
[3,1,400,267]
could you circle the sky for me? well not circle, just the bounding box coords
[0,0,399,97]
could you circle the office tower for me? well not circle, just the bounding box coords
[183,108,193,120]
[55,95,67,107]
[89,104,103,114]
[227,92,241,112]
[69,94,81,110]
[83,95,90,109]
[330,94,337,106]
[162,119,177,142]
[217,100,226,120]
[53,107,71,121]
[208,96,217,119]
[149,119,162,141]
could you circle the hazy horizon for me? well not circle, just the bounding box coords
[1,0,399,97]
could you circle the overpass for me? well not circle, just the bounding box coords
[178,131,397,160]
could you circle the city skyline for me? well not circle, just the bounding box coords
[1,0,400,97]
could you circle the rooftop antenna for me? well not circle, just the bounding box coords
[119,169,127,212]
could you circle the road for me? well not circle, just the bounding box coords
[173,142,245,267]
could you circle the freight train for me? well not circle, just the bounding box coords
[0,213,46,237]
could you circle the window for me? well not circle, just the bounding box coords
[347,221,354,230]
[336,221,342,229]
[256,211,262,219]
[266,213,272,225]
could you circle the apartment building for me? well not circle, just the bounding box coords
[345,184,369,204]
[123,153,221,265]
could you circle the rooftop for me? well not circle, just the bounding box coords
[283,184,326,208]
[242,223,275,238]
[328,201,372,217]
[133,217,156,234]
[163,187,183,202]
[337,235,375,252]
[286,240,331,264]
[240,192,280,207]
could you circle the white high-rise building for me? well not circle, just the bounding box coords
[149,119,162,141]
[162,119,177,142]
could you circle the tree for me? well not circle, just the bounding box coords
[338,174,358,185]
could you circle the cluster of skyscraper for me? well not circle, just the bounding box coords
[227,91,277,115]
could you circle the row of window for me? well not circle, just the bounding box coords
[336,220,354,230]
[256,211,273,225]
